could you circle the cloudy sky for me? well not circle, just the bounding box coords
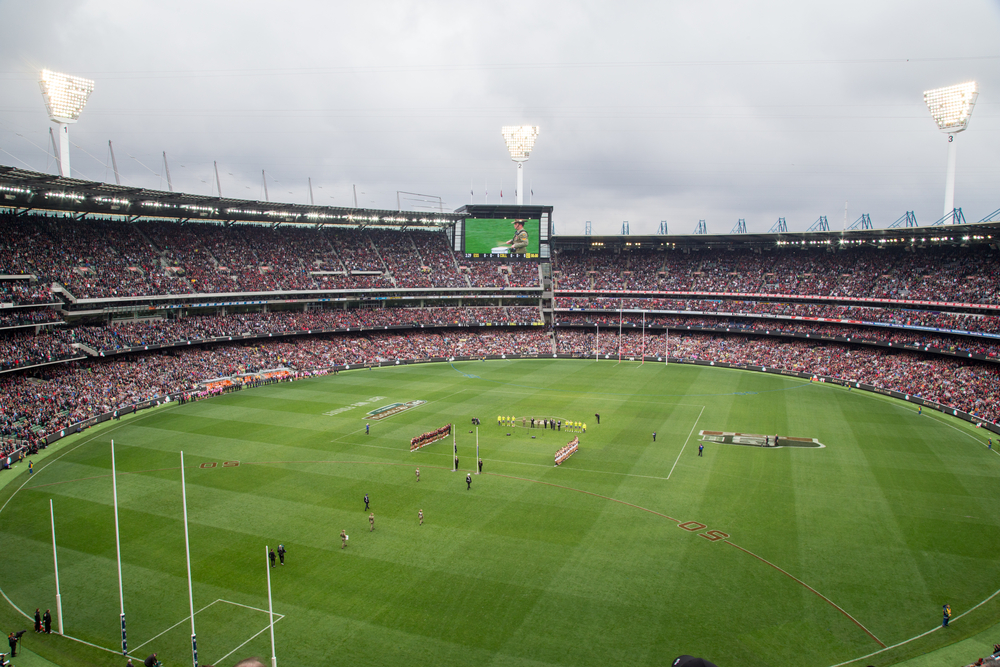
[2,0,999,235]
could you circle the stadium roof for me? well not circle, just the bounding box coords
[3,164,999,246]
[0,165,462,228]
[555,221,1000,249]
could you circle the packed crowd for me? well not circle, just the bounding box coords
[0,280,54,307]
[963,645,1000,667]
[557,296,1000,335]
[555,312,1000,357]
[0,331,78,371]
[51,306,540,354]
[2,325,998,445]
[553,245,1000,304]
[554,329,1000,422]
[0,309,62,329]
[0,213,538,298]
[0,329,554,442]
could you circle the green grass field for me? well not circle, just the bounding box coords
[1,359,999,667]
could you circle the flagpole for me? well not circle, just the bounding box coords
[50,499,64,635]
[617,301,623,365]
[665,329,669,365]
[265,546,277,667]
[180,452,198,667]
[595,324,599,362]
[111,440,128,656]
[475,426,480,474]
[453,427,457,471]
[640,311,646,365]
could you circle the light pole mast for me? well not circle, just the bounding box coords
[39,70,95,178]
[502,126,539,206]
[924,82,978,223]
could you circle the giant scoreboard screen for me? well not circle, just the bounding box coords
[462,217,541,259]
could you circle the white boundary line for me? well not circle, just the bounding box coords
[666,405,705,480]
[64,633,127,655]
[129,598,285,663]
[827,584,1000,667]
[7,370,998,666]
[130,599,222,652]
[212,607,285,666]
[0,409,166,623]
[218,598,282,615]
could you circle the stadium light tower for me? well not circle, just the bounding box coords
[39,69,95,178]
[924,81,978,223]
[501,125,539,205]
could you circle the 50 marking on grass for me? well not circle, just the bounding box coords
[199,461,241,469]
[678,520,730,542]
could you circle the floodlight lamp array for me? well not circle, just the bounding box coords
[44,191,85,201]
[924,81,978,134]
[501,125,540,161]
[38,69,95,123]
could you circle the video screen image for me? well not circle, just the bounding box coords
[463,217,541,259]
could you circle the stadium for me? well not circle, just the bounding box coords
[2,12,1000,667]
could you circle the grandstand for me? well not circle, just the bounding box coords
[1,165,999,443]
[2,165,1000,667]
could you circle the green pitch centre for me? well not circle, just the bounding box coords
[0,360,997,667]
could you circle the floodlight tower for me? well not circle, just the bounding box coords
[924,81,978,223]
[38,69,95,178]
[501,125,539,205]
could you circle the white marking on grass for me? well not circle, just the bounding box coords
[817,380,1000,457]
[217,598,279,615]
[130,599,222,652]
[130,598,285,664]
[666,405,705,480]
[0,407,170,622]
[211,609,285,666]
[64,634,127,655]
[826,583,1000,667]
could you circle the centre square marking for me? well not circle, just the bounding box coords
[366,400,427,420]
[699,431,825,448]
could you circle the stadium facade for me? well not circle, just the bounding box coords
[1,164,999,452]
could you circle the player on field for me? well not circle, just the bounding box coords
[369,513,375,532]
[418,509,424,525]
[341,529,347,549]
[415,467,420,482]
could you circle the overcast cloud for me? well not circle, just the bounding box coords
[2,0,999,235]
